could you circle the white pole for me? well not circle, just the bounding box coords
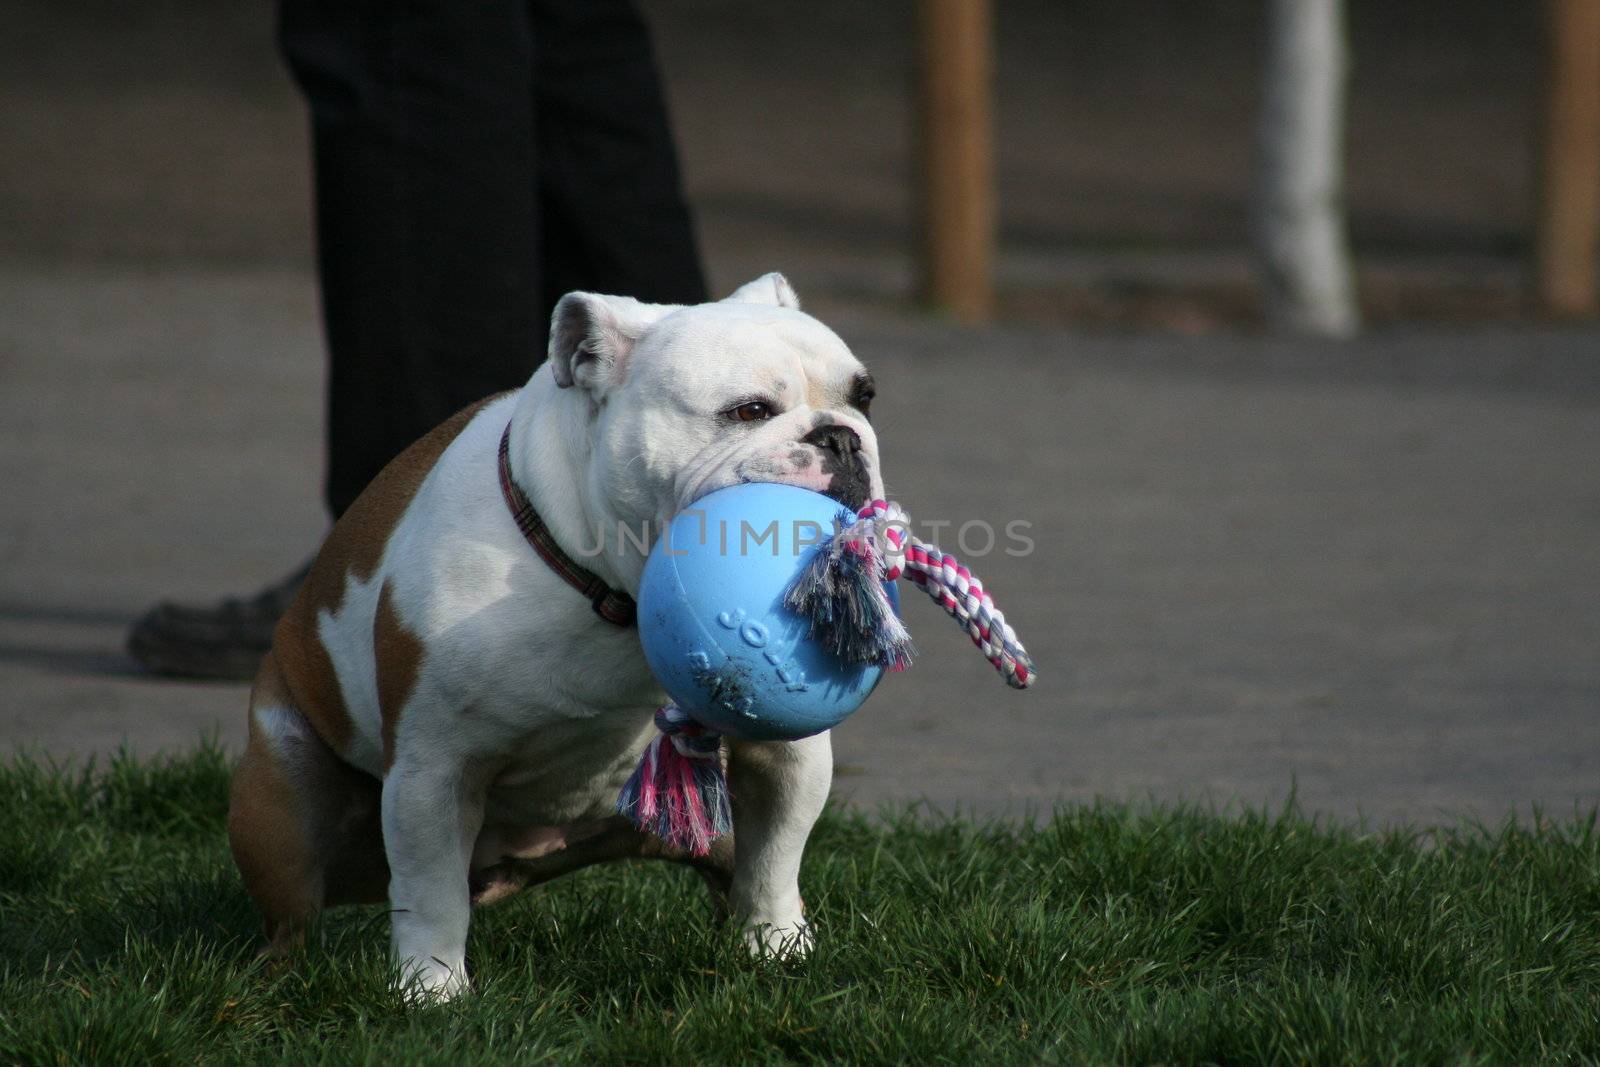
[1254,0,1360,337]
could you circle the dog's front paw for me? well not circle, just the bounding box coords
[395,955,470,1003]
[742,917,813,960]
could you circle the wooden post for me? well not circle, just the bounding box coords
[916,0,994,321]
[1535,0,1600,317]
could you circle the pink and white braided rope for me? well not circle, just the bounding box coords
[853,499,1035,689]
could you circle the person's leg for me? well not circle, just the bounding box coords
[129,0,542,679]
[130,0,709,679]
[282,0,544,518]
[530,0,707,309]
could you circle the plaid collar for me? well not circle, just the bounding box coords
[497,423,636,628]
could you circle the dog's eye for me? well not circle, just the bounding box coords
[725,400,775,423]
[848,374,875,419]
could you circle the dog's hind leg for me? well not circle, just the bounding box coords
[469,816,736,908]
[228,652,388,954]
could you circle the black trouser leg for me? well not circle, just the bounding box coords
[279,0,704,519]
[280,0,541,518]
[530,0,707,310]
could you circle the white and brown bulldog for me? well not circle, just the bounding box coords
[227,274,883,1000]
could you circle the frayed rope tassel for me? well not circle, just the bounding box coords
[782,504,915,671]
[616,702,730,856]
[621,499,1036,853]
[786,500,1036,689]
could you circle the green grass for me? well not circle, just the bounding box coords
[0,747,1596,1065]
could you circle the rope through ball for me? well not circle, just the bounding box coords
[618,495,1037,854]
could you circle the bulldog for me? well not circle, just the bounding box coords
[227,274,883,1000]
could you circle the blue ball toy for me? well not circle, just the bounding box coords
[638,483,898,741]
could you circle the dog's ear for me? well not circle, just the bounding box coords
[548,293,669,392]
[724,272,801,311]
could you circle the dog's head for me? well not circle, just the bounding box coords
[546,273,883,535]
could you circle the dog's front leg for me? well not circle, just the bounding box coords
[382,756,484,1001]
[725,730,832,957]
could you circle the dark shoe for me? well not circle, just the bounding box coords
[127,560,312,681]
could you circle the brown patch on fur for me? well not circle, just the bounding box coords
[228,653,325,952]
[374,579,425,770]
[273,394,506,756]
[230,652,390,950]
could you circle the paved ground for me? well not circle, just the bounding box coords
[1,0,1596,826]
[4,263,1596,826]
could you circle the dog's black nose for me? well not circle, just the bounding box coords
[802,423,862,457]
[803,423,869,508]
